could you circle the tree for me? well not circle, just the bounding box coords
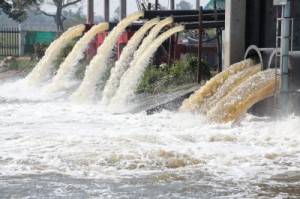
[63,7,86,30]
[33,0,83,34]
[205,0,225,10]
[0,0,38,22]
[176,0,192,10]
[111,6,120,22]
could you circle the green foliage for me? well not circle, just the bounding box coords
[5,58,38,73]
[54,38,79,69]
[205,0,225,10]
[0,0,38,22]
[176,0,193,10]
[137,56,210,94]
[74,58,87,79]
[52,37,91,80]
[63,8,87,30]
[137,66,169,93]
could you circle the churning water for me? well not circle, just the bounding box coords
[0,76,300,198]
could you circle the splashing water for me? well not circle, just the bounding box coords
[45,23,109,93]
[101,18,160,105]
[26,25,85,86]
[207,69,279,123]
[194,64,262,115]
[109,25,185,112]
[70,11,144,103]
[200,64,262,115]
[180,59,255,113]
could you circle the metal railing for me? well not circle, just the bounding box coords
[0,27,20,57]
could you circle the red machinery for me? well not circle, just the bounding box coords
[87,29,185,64]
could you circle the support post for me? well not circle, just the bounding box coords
[87,0,94,24]
[224,0,246,68]
[170,0,175,10]
[279,0,291,115]
[197,6,203,84]
[18,24,24,56]
[120,0,127,20]
[196,0,200,9]
[104,0,109,22]
[214,0,222,72]
[155,0,159,10]
[168,26,173,66]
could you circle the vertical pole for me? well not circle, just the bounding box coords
[0,28,1,56]
[174,32,179,60]
[168,0,174,65]
[214,0,222,72]
[224,0,246,68]
[168,26,173,66]
[87,0,96,63]
[279,0,291,115]
[10,27,13,55]
[18,24,24,56]
[170,0,175,10]
[87,0,94,24]
[120,0,127,20]
[104,0,109,22]
[155,0,159,10]
[148,3,152,10]
[197,6,203,84]
[196,0,200,9]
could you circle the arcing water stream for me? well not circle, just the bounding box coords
[101,18,160,105]
[180,59,255,114]
[26,25,85,86]
[207,69,279,123]
[198,64,262,115]
[0,13,299,198]
[70,11,144,103]
[109,25,184,111]
[45,23,109,93]
[124,17,174,75]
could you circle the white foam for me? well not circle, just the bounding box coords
[0,94,299,183]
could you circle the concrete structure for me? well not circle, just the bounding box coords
[224,0,246,68]
[120,0,127,20]
[87,0,94,24]
[225,0,300,116]
[104,0,109,22]
[170,0,175,10]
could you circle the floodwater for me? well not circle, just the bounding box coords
[0,78,300,198]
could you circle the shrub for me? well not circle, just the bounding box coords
[137,55,210,94]
[54,38,80,69]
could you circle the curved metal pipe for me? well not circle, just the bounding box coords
[244,45,264,69]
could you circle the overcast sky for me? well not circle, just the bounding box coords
[43,0,210,17]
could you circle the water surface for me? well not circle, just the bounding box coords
[0,78,299,198]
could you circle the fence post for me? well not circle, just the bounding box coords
[18,23,25,56]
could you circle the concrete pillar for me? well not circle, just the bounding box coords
[120,0,127,20]
[196,0,200,9]
[170,0,175,10]
[224,0,246,68]
[87,0,94,24]
[104,0,109,22]
[18,24,24,56]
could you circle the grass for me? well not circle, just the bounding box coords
[2,57,39,73]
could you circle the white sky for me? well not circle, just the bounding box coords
[43,0,210,18]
